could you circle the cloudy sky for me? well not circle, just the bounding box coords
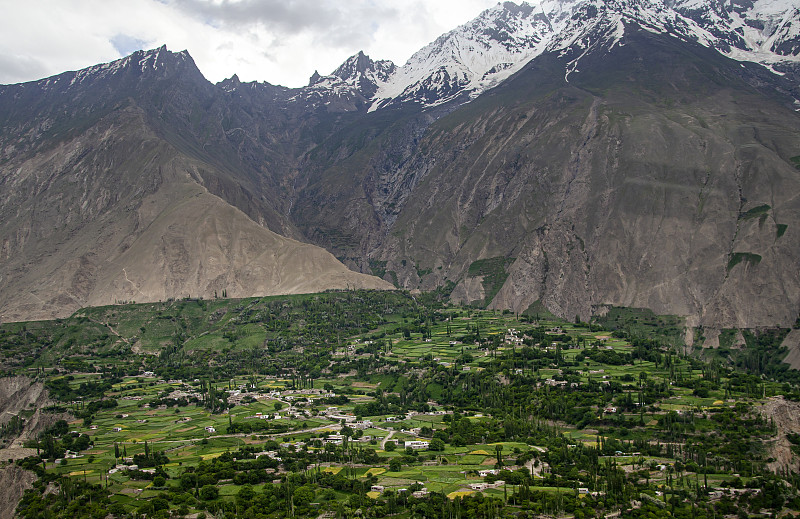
[0,0,499,87]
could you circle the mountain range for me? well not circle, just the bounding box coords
[1,0,799,338]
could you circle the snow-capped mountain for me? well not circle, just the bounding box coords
[213,0,797,113]
[294,51,397,111]
[369,1,569,110]
[326,51,397,98]
[364,0,799,110]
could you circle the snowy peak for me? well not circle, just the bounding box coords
[307,51,396,99]
[544,0,717,74]
[363,0,798,111]
[670,0,800,60]
[370,1,568,110]
[286,51,397,112]
[22,0,795,116]
[332,51,396,85]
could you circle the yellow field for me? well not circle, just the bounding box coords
[201,452,224,460]
[447,490,475,499]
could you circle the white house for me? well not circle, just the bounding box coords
[404,440,430,450]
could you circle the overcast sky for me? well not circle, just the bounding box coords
[0,0,499,87]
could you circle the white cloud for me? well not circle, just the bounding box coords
[0,0,498,87]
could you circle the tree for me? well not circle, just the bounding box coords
[389,458,403,472]
[199,484,219,500]
[429,438,445,451]
[151,496,169,511]
[293,486,314,507]
[237,484,256,505]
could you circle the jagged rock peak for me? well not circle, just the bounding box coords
[308,70,323,86]
[218,73,242,92]
[297,52,397,103]
[78,45,192,79]
[331,51,396,83]
[23,45,198,92]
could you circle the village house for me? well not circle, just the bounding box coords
[324,435,344,445]
[404,440,430,450]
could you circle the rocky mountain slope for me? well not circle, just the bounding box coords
[0,465,35,519]
[0,377,66,518]
[0,48,390,322]
[1,0,799,330]
[758,396,800,473]
[0,377,69,462]
[290,0,800,329]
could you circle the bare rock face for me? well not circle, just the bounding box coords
[484,68,800,327]
[757,396,800,474]
[450,277,487,306]
[0,376,50,432]
[780,330,800,370]
[0,464,36,519]
[0,377,55,518]
[0,376,70,462]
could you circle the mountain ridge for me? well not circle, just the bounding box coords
[1,0,799,330]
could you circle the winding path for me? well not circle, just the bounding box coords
[380,429,395,450]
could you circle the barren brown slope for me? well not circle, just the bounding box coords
[85,184,392,309]
[0,106,390,322]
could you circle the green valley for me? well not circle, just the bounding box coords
[0,290,798,518]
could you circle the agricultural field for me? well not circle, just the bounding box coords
[0,290,799,518]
